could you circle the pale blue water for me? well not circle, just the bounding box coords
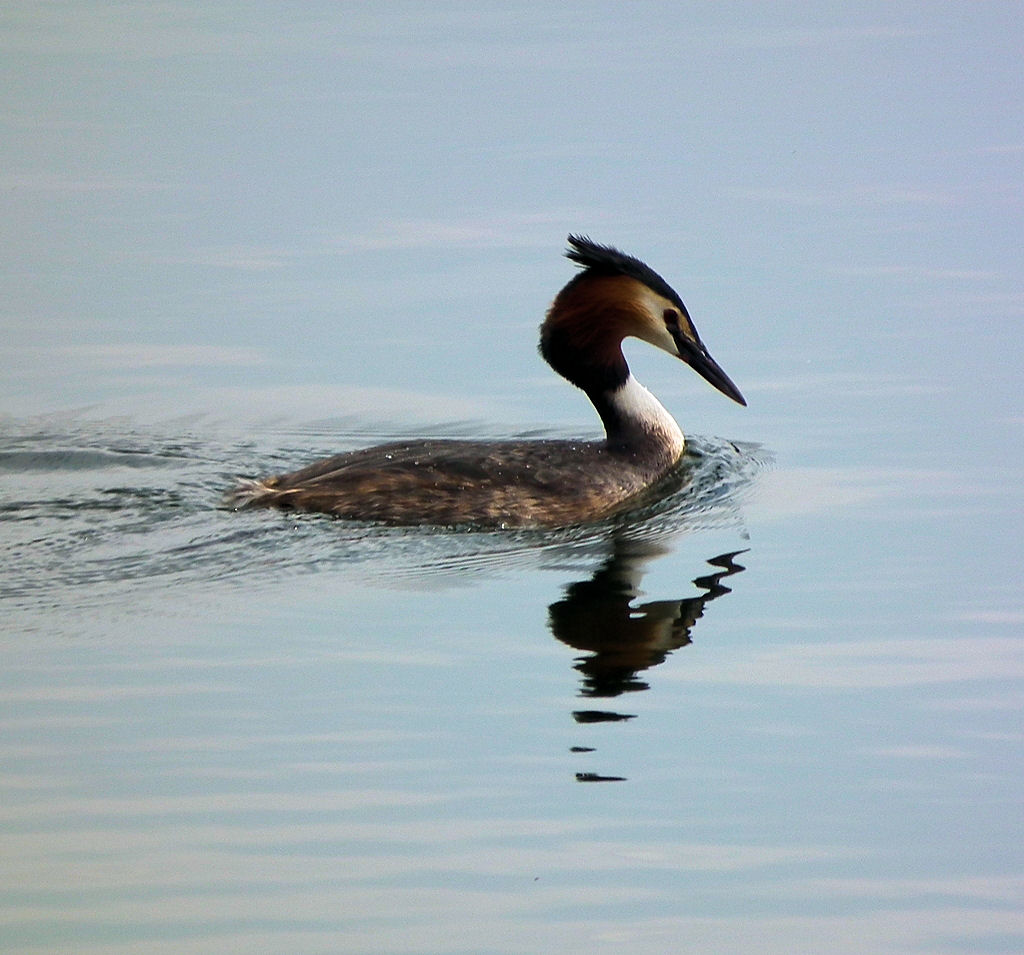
[2,404,1020,954]
[2,4,1023,954]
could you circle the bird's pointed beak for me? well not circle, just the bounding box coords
[677,339,746,406]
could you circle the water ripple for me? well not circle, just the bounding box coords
[0,416,771,614]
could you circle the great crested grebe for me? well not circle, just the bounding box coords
[229,236,746,527]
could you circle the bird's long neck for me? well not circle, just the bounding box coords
[591,374,685,459]
[540,322,684,461]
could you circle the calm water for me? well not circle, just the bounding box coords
[2,405,1021,955]
[2,3,1023,953]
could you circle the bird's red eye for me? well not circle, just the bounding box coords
[663,309,680,328]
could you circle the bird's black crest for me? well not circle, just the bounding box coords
[564,234,687,313]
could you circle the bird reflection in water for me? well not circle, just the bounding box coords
[546,537,746,782]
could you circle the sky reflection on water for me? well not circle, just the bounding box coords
[1,414,1020,954]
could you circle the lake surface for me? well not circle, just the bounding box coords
[2,4,1022,954]
[2,397,1020,955]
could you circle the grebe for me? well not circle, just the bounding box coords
[229,236,745,527]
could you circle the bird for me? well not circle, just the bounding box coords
[228,235,745,528]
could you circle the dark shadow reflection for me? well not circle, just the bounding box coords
[547,536,747,781]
